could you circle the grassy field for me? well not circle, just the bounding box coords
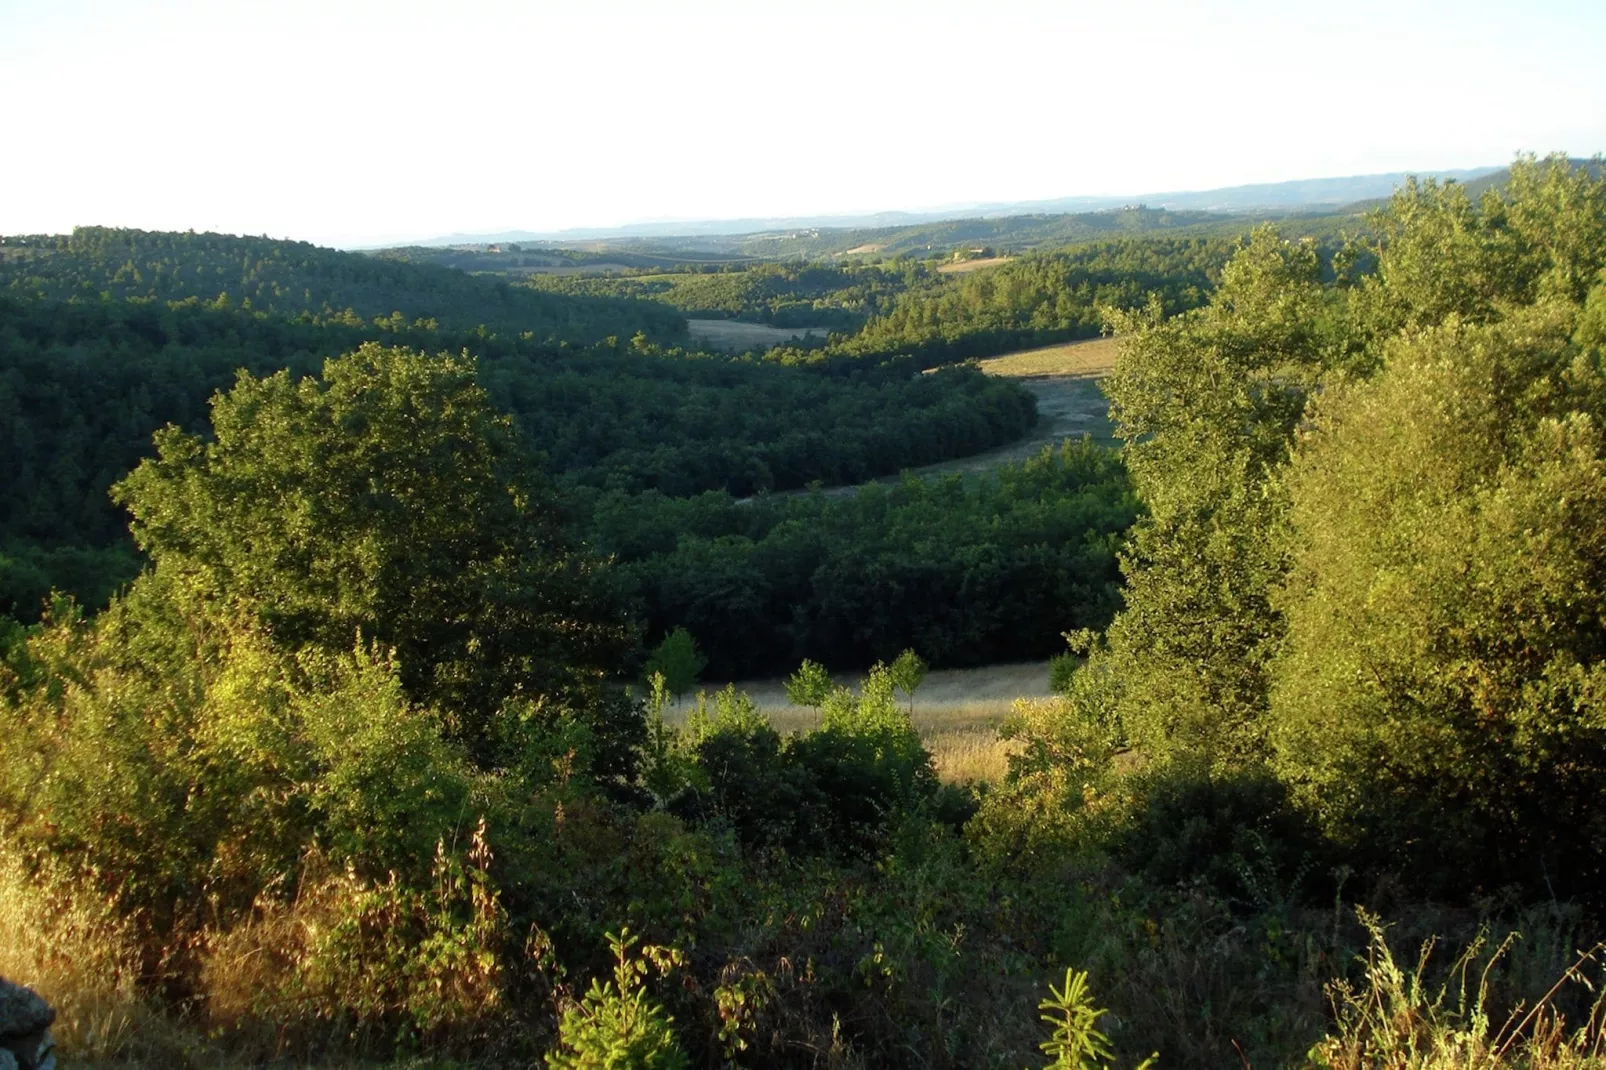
[937,256,1014,275]
[974,335,1119,378]
[671,662,1054,784]
[687,318,833,351]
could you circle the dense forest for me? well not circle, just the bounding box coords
[0,226,688,341]
[5,157,1606,1070]
[589,438,1139,678]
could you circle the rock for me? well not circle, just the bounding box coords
[0,982,50,1040]
[0,979,56,1070]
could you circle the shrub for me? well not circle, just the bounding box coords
[547,928,689,1070]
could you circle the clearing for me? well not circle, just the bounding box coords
[687,318,833,351]
[672,661,1057,784]
[937,256,1014,275]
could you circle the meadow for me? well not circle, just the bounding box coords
[684,317,832,350]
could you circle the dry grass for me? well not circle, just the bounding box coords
[0,849,170,1063]
[937,256,1015,275]
[686,319,832,351]
[927,726,1020,785]
[974,336,1120,379]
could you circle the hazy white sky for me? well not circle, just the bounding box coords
[2,0,1603,247]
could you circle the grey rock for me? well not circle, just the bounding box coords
[0,981,52,1039]
[0,979,56,1070]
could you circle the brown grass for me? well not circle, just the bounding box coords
[937,256,1014,275]
[0,849,172,1063]
[686,319,833,351]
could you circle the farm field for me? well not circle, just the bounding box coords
[674,660,1055,784]
[686,317,833,350]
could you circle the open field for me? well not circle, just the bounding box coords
[687,318,833,351]
[669,661,1053,783]
[937,255,1015,274]
[975,335,1119,378]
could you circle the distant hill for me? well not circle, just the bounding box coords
[0,226,686,344]
[392,166,1503,249]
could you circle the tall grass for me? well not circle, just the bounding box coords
[0,847,172,1063]
[1312,910,1606,1069]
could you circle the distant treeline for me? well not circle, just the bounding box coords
[521,259,937,331]
[789,236,1239,366]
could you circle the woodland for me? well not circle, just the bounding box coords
[3,156,1606,1069]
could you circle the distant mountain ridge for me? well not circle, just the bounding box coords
[393,166,1504,249]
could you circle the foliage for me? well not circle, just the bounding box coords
[1310,910,1606,1070]
[0,225,685,341]
[642,627,706,699]
[1079,225,1342,770]
[0,284,1037,609]
[1038,967,1156,1070]
[111,342,633,766]
[821,236,1232,368]
[784,658,834,708]
[888,648,928,711]
[599,437,1138,678]
[547,928,689,1070]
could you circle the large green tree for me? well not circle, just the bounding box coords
[112,342,633,764]
[1073,226,1344,768]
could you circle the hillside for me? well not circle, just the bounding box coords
[0,226,688,343]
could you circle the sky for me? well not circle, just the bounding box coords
[2,0,1603,248]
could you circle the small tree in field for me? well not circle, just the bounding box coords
[644,628,706,700]
[784,659,833,709]
[889,649,928,714]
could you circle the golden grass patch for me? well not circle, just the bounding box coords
[975,336,1119,379]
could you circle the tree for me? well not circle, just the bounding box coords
[1269,305,1606,890]
[888,648,927,714]
[784,659,833,709]
[1075,226,1341,769]
[643,627,706,700]
[111,342,632,766]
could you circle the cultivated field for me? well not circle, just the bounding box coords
[687,318,833,351]
[671,661,1055,784]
